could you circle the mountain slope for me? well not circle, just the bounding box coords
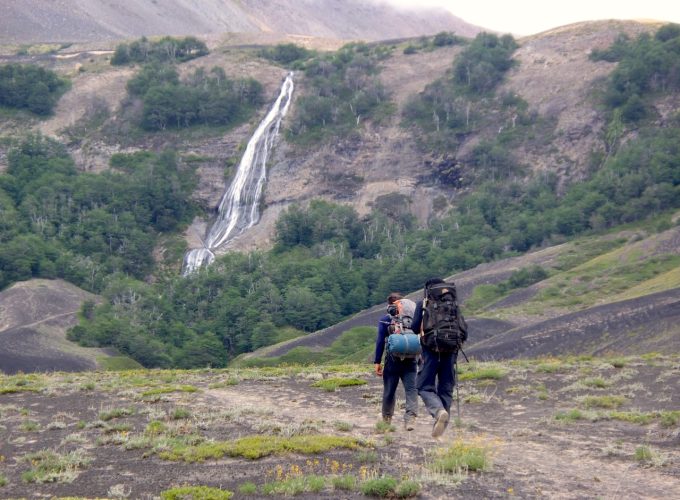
[0,0,482,44]
[0,279,116,374]
[240,224,680,363]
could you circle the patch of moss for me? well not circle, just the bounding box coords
[311,377,367,392]
[159,434,364,462]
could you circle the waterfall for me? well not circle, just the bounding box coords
[182,72,294,275]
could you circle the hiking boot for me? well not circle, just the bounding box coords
[432,409,449,438]
[382,416,392,424]
[404,417,415,431]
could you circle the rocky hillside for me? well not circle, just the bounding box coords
[0,20,665,254]
[0,0,481,44]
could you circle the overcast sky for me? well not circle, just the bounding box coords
[384,0,680,36]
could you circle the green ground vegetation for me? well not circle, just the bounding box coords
[111,36,208,65]
[0,63,69,115]
[286,42,393,144]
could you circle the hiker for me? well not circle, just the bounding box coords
[373,292,418,430]
[412,277,468,438]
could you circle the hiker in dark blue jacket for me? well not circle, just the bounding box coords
[373,292,418,430]
[411,277,460,438]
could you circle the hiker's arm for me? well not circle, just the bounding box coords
[373,316,388,374]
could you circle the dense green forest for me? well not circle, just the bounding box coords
[1,25,678,368]
[125,64,264,131]
[0,64,69,115]
[111,36,208,65]
[0,137,196,291]
[285,42,393,144]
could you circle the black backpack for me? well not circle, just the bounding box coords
[421,282,468,353]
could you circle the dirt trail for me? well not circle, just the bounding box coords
[204,366,680,499]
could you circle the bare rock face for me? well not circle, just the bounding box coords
[0,0,481,44]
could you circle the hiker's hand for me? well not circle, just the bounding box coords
[374,363,383,376]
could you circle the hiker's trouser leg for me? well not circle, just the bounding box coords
[382,356,400,419]
[436,351,457,414]
[417,348,444,417]
[400,359,418,420]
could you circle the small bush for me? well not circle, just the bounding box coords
[334,421,353,432]
[99,407,135,421]
[360,476,398,497]
[20,450,91,484]
[634,445,654,462]
[332,474,357,491]
[395,479,420,498]
[659,410,680,427]
[374,421,396,433]
[582,377,609,389]
[429,440,491,473]
[238,482,257,495]
[171,407,192,420]
[160,485,233,499]
[555,409,585,422]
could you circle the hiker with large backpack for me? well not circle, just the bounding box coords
[373,292,421,430]
[411,277,468,438]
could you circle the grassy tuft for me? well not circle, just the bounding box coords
[374,421,396,433]
[20,450,91,484]
[360,476,398,497]
[554,409,585,422]
[458,364,507,381]
[659,410,680,427]
[141,385,198,396]
[395,479,421,498]
[580,395,627,409]
[607,411,655,425]
[238,482,257,495]
[160,485,233,499]
[332,474,357,491]
[261,474,326,495]
[311,377,367,392]
[99,406,135,421]
[428,439,492,473]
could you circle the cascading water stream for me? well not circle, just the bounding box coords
[182,72,294,275]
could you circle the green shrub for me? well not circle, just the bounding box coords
[555,409,585,422]
[238,482,257,495]
[659,410,680,427]
[99,406,135,421]
[160,485,233,499]
[20,450,91,483]
[395,479,421,498]
[634,445,653,462]
[332,474,357,491]
[360,476,398,497]
[580,395,627,409]
[429,440,491,473]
